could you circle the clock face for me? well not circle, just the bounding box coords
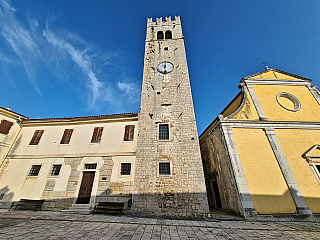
[157,62,174,74]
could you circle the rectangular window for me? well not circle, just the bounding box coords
[91,127,103,143]
[124,125,135,141]
[159,162,170,175]
[159,124,169,140]
[28,165,42,176]
[29,130,44,145]
[51,164,62,176]
[85,163,97,170]
[60,129,73,144]
[0,119,13,135]
[120,163,131,175]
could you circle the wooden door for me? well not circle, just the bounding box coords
[76,171,95,204]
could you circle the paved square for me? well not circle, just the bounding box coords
[0,210,319,239]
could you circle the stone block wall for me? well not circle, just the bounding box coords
[134,17,209,218]
[200,125,240,215]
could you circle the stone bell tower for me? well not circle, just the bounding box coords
[133,16,209,218]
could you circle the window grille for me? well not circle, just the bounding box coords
[85,164,97,170]
[124,125,135,141]
[159,162,170,175]
[159,124,169,140]
[51,164,62,176]
[0,120,13,135]
[28,165,42,176]
[91,127,103,143]
[60,129,73,144]
[29,130,44,145]
[120,163,131,175]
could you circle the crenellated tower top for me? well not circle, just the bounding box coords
[147,16,181,26]
[146,16,183,41]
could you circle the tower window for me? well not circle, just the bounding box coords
[157,31,164,40]
[159,162,171,175]
[165,30,172,39]
[159,123,169,140]
[164,47,168,51]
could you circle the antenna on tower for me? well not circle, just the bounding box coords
[263,63,269,70]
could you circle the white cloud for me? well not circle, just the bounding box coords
[0,0,141,112]
[43,27,113,109]
[0,0,41,93]
[117,80,140,103]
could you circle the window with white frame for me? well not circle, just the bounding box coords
[158,123,169,140]
[315,165,320,180]
[51,164,62,176]
[158,162,171,176]
[120,163,131,176]
[85,163,97,170]
[28,165,42,176]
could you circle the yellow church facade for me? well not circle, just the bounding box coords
[200,68,320,220]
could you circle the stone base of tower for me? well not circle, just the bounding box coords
[131,193,210,218]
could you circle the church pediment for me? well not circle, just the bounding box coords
[242,68,311,82]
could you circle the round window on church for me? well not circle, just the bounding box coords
[276,92,301,112]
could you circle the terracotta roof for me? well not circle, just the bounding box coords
[24,112,138,122]
[242,68,312,81]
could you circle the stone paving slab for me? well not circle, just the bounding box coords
[0,210,319,239]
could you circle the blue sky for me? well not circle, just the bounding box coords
[1,0,320,134]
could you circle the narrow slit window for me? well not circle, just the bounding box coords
[159,162,170,175]
[29,130,44,145]
[28,165,42,176]
[91,127,103,143]
[120,163,131,175]
[124,125,135,141]
[165,30,172,39]
[159,124,169,140]
[0,120,13,135]
[51,164,62,176]
[60,129,74,144]
[157,31,164,40]
[85,163,97,170]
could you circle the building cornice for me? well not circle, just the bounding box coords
[6,151,136,159]
[219,119,320,129]
[0,107,28,120]
[21,113,139,127]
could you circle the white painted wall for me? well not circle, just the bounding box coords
[0,116,138,205]
[10,120,138,156]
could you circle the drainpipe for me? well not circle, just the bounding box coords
[0,123,22,169]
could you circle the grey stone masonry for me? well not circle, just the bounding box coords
[134,16,210,218]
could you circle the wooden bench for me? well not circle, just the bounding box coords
[9,199,45,212]
[93,195,132,216]
[93,202,125,216]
